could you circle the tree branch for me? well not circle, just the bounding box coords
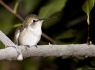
[0,30,95,61]
[0,44,95,60]
[0,31,15,47]
[0,0,56,44]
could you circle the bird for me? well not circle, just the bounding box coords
[14,14,44,47]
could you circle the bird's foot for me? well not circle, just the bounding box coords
[35,45,38,48]
[24,45,37,50]
[25,45,30,48]
[24,45,30,50]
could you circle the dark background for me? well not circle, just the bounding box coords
[0,0,95,70]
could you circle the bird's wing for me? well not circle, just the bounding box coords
[14,27,21,45]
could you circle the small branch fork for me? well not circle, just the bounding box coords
[0,30,95,61]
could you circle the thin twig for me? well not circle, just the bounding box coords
[42,33,56,44]
[87,24,90,44]
[0,0,56,44]
[0,0,23,21]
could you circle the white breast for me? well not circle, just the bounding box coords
[18,27,42,46]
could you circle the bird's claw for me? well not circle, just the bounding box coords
[24,45,37,49]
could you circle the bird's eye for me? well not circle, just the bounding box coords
[33,20,36,22]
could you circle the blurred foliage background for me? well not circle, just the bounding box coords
[0,0,95,70]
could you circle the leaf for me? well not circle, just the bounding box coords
[82,0,94,25]
[82,0,94,16]
[13,23,22,28]
[38,0,67,18]
[14,0,21,13]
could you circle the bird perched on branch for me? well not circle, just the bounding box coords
[14,14,44,47]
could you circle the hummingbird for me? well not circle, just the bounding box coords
[14,14,44,47]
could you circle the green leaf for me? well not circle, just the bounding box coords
[13,23,22,28]
[82,0,94,16]
[82,0,94,25]
[38,0,67,18]
[14,0,21,13]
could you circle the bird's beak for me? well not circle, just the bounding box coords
[38,17,57,21]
